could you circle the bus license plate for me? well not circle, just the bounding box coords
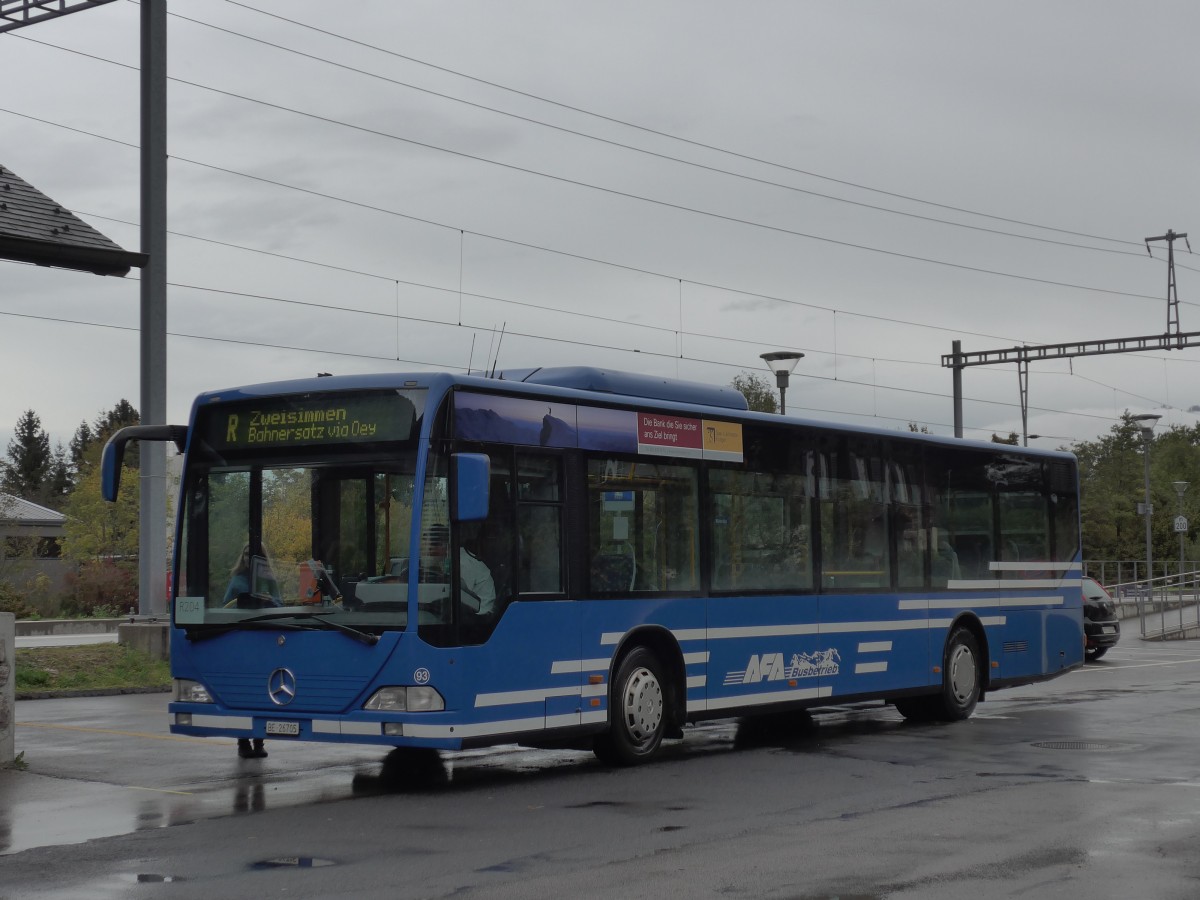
[265,721,300,736]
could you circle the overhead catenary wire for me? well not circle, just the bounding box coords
[3,33,1180,308]
[73,204,1200,384]
[0,102,1179,323]
[215,0,1147,252]
[0,296,1142,439]
[0,109,1188,423]
[73,9,1138,262]
[0,260,1169,429]
[2,13,1191,440]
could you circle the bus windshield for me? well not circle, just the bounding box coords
[174,388,440,633]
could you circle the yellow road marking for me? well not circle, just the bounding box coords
[15,722,229,745]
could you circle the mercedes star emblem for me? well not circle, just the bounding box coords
[267,667,297,706]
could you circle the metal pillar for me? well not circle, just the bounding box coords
[1145,230,1191,346]
[951,340,963,438]
[1017,359,1030,446]
[1133,417,1161,636]
[139,0,168,617]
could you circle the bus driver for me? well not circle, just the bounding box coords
[423,524,496,616]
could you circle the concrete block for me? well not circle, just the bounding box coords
[14,618,121,637]
[117,621,171,661]
[0,612,13,767]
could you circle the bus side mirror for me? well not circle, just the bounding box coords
[100,425,188,501]
[451,453,490,523]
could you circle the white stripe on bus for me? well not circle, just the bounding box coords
[312,720,380,736]
[188,714,253,730]
[1001,596,1066,607]
[404,716,547,739]
[475,685,581,708]
[899,596,1064,610]
[605,615,1008,647]
[696,685,834,712]
[550,658,611,674]
[948,578,1080,590]
[989,561,1077,572]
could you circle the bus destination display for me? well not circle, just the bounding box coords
[203,391,417,450]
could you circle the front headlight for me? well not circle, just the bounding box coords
[174,679,214,703]
[363,686,445,712]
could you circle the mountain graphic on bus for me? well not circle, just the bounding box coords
[787,649,841,678]
[724,648,841,685]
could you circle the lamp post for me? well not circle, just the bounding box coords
[1132,413,1161,635]
[760,352,805,415]
[1175,480,1189,630]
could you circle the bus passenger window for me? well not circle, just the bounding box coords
[587,458,699,594]
[709,468,811,592]
[819,447,890,591]
[515,454,563,595]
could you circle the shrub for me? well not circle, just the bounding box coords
[61,560,138,618]
[0,581,36,618]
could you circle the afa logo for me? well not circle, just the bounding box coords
[724,649,841,685]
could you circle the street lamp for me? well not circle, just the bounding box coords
[760,351,804,415]
[1133,413,1161,634]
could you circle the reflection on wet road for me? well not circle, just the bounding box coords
[2,702,897,857]
[5,638,1200,858]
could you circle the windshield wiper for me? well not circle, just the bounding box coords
[187,610,379,645]
[293,610,380,645]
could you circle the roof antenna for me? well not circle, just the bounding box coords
[485,324,499,376]
[466,333,477,375]
[490,322,507,378]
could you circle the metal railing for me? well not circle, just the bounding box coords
[1104,569,1200,640]
[1085,559,1199,588]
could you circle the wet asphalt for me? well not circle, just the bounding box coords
[3,635,1200,898]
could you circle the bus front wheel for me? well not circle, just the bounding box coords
[594,647,667,766]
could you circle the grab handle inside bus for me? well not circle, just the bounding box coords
[101,424,188,501]
[451,452,490,522]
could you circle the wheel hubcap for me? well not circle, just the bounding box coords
[622,666,663,743]
[948,644,977,704]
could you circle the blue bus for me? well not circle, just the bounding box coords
[103,367,1084,765]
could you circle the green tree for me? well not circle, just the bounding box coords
[3,409,51,502]
[1072,414,1200,565]
[731,372,778,414]
[94,399,139,439]
[1074,415,1147,562]
[44,442,73,509]
[60,442,139,561]
[991,432,1020,445]
[69,420,94,473]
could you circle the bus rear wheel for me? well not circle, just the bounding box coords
[594,647,667,766]
[895,627,981,723]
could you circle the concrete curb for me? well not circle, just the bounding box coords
[14,618,124,637]
[15,685,170,701]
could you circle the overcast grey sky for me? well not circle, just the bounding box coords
[2,0,1198,458]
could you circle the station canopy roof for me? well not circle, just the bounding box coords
[0,492,65,527]
[0,163,145,276]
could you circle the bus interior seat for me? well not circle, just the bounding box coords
[592,544,636,592]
